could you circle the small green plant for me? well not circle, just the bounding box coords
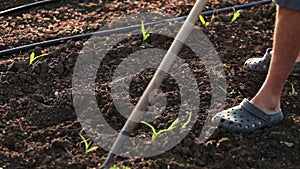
[181,112,192,129]
[231,7,240,23]
[199,15,210,27]
[29,52,48,65]
[227,89,235,96]
[72,28,80,34]
[287,80,298,95]
[141,118,179,141]
[79,133,99,154]
[110,166,131,169]
[141,21,150,41]
[211,13,215,22]
[227,89,242,97]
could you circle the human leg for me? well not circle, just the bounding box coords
[212,4,300,132]
[250,5,300,114]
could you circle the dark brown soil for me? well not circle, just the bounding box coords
[0,0,299,169]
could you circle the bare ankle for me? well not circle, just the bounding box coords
[250,97,281,114]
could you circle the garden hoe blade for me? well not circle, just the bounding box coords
[100,0,208,168]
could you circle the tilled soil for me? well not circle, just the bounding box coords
[0,0,299,169]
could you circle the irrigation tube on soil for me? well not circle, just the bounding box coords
[0,0,272,57]
[0,0,59,16]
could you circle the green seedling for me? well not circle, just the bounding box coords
[79,133,99,154]
[72,28,80,34]
[110,166,131,169]
[227,89,240,96]
[227,89,235,95]
[181,112,192,129]
[227,89,242,97]
[159,118,180,133]
[211,13,215,22]
[209,9,217,23]
[141,121,159,141]
[287,80,298,95]
[141,21,150,41]
[141,118,179,141]
[231,7,240,23]
[199,15,210,27]
[29,52,48,65]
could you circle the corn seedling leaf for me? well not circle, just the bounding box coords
[287,80,298,95]
[110,167,118,169]
[157,118,180,134]
[29,52,35,65]
[141,121,158,141]
[79,133,98,154]
[88,141,92,147]
[227,89,235,96]
[166,118,179,131]
[86,146,99,154]
[231,7,240,23]
[29,52,48,65]
[79,133,90,153]
[157,128,167,135]
[199,15,205,25]
[141,21,150,41]
[35,53,48,60]
[199,15,209,27]
[210,10,217,23]
[109,167,131,169]
[182,112,192,129]
[211,14,215,22]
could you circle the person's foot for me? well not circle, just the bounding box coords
[244,48,300,74]
[211,99,284,132]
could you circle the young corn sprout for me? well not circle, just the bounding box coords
[141,118,179,141]
[141,21,150,41]
[110,166,131,169]
[72,28,80,34]
[199,15,210,27]
[211,13,216,22]
[231,7,240,23]
[29,52,48,65]
[79,133,99,154]
[286,80,298,95]
[228,89,241,96]
[181,112,192,129]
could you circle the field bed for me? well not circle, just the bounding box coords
[0,0,299,169]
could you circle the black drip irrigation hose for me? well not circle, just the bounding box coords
[0,0,59,16]
[0,0,272,57]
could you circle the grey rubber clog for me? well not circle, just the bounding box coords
[211,99,284,132]
[244,48,300,74]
